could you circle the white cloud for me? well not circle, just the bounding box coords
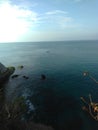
[0,1,83,42]
[46,10,68,15]
[38,10,75,30]
[0,1,38,42]
[11,0,38,9]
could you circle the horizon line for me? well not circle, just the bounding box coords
[0,39,98,43]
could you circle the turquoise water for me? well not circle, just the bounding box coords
[0,40,98,130]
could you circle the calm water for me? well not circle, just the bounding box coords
[0,40,98,130]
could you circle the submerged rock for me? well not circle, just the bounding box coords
[0,62,15,84]
[41,74,46,80]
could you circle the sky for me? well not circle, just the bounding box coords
[0,0,98,42]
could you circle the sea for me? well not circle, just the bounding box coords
[0,40,98,130]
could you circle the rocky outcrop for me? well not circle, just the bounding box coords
[0,63,7,75]
[0,62,15,84]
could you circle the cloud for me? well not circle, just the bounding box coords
[0,1,79,31]
[0,1,38,42]
[37,10,76,30]
[10,0,38,9]
[46,10,68,15]
[0,0,38,23]
[0,0,83,42]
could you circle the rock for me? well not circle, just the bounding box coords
[23,76,29,79]
[12,74,19,79]
[18,65,24,69]
[0,62,15,83]
[0,63,7,74]
[41,74,46,80]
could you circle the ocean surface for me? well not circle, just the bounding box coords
[0,40,98,130]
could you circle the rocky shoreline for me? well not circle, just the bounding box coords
[0,63,54,130]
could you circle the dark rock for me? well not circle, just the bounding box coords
[0,62,15,84]
[23,76,29,79]
[41,74,46,80]
[18,65,24,69]
[12,74,19,79]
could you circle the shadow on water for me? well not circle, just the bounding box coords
[30,86,84,130]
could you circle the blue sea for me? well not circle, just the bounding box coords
[0,40,98,130]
